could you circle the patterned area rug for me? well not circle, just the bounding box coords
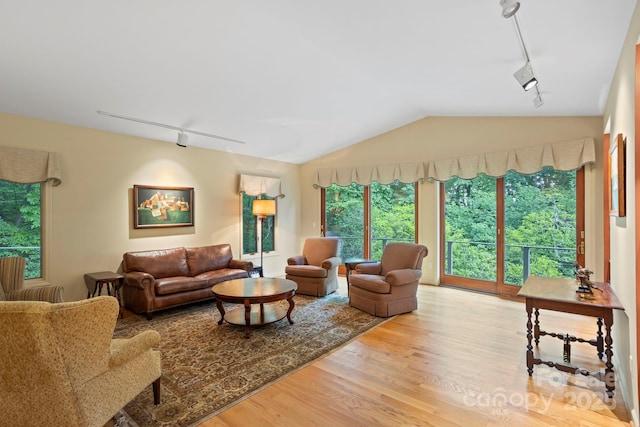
[113,294,387,427]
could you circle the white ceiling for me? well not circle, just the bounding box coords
[0,1,636,164]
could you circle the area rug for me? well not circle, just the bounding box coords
[113,294,387,427]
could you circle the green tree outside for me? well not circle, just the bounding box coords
[0,180,42,278]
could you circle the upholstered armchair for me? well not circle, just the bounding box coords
[285,237,341,296]
[349,242,428,317]
[0,296,161,427]
[0,256,64,302]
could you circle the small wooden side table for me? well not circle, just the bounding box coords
[518,276,624,397]
[84,271,124,317]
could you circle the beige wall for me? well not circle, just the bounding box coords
[603,1,640,424]
[300,116,603,286]
[0,113,300,302]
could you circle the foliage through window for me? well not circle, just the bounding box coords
[0,180,42,279]
[241,194,275,256]
[443,167,579,288]
[323,181,416,261]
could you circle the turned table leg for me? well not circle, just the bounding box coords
[243,298,251,339]
[604,320,615,398]
[216,299,226,325]
[526,305,534,376]
[286,295,295,325]
[597,317,604,360]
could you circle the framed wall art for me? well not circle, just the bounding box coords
[609,133,626,217]
[133,185,194,228]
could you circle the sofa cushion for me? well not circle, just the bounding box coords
[285,265,328,278]
[186,244,233,276]
[155,276,209,296]
[124,247,189,279]
[349,274,391,294]
[195,268,249,285]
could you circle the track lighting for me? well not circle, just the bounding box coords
[500,0,520,18]
[513,62,538,91]
[97,111,247,145]
[499,1,543,107]
[533,90,544,108]
[176,131,188,147]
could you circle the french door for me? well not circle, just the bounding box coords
[321,181,418,269]
[440,167,585,297]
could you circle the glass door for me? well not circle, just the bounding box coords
[323,183,365,260]
[441,168,584,296]
[441,174,498,293]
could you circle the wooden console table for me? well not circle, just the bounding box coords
[517,276,624,397]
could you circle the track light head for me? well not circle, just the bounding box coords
[513,63,538,91]
[176,131,188,147]
[500,0,520,18]
[533,93,544,108]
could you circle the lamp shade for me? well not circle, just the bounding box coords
[252,199,276,218]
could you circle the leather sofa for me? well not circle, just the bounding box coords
[121,244,252,319]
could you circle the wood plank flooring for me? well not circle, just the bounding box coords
[199,281,632,427]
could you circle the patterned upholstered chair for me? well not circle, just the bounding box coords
[285,237,341,296]
[0,256,64,302]
[0,296,161,427]
[349,242,428,317]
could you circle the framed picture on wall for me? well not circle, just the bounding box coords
[133,185,194,228]
[609,133,626,217]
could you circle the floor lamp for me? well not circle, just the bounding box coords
[252,199,276,277]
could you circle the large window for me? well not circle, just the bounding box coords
[241,194,276,257]
[323,181,417,261]
[0,180,42,279]
[441,167,584,296]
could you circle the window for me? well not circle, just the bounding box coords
[0,180,43,279]
[241,194,276,257]
[441,167,584,296]
[322,181,417,261]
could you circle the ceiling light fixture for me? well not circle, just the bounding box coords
[500,1,543,106]
[176,131,188,148]
[513,62,538,91]
[97,111,247,145]
[533,87,544,108]
[500,0,520,18]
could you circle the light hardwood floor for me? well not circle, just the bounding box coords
[200,281,632,427]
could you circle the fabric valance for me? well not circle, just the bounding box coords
[238,174,285,198]
[0,146,62,186]
[313,162,424,188]
[426,137,596,182]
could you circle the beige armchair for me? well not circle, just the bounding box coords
[0,296,161,427]
[285,237,341,296]
[0,256,64,302]
[349,242,428,317]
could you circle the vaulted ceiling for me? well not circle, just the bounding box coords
[1,1,636,163]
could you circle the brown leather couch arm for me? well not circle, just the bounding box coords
[355,262,382,275]
[124,271,155,290]
[287,255,306,265]
[229,259,253,272]
[385,269,422,286]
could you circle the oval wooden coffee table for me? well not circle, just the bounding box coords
[212,277,297,338]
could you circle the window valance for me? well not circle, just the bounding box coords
[313,162,424,188]
[238,174,285,198]
[0,146,62,186]
[426,137,596,182]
